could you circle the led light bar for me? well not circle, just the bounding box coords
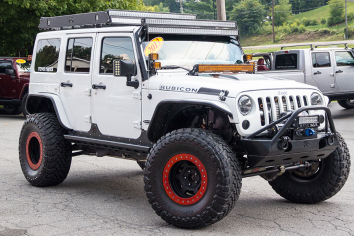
[145,18,237,28]
[148,27,239,36]
[108,10,196,20]
[299,116,319,125]
[197,64,255,73]
[110,17,142,25]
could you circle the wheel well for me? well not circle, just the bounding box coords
[27,96,56,114]
[147,103,235,143]
[21,86,29,99]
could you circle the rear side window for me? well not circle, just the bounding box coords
[335,51,354,66]
[312,52,331,68]
[275,54,298,70]
[34,39,61,73]
[65,38,93,73]
[100,37,135,74]
[0,61,13,73]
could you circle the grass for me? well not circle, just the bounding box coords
[241,3,354,47]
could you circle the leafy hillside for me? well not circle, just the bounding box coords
[241,2,354,46]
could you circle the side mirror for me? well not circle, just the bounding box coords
[5,69,14,75]
[113,59,139,89]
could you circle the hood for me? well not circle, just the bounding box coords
[148,69,319,97]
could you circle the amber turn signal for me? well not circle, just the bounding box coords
[152,62,161,70]
[245,54,253,61]
[149,53,159,61]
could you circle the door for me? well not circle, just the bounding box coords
[333,51,354,92]
[0,60,14,98]
[91,33,142,139]
[60,34,96,132]
[311,52,335,94]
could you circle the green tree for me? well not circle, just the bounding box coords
[0,0,146,56]
[327,0,344,26]
[229,0,267,35]
[272,0,292,26]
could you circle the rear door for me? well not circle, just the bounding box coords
[0,60,14,98]
[311,52,335,94]
[91,33,142,139]
[333,51,354,92]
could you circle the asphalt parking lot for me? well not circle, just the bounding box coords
[0,102,353,236]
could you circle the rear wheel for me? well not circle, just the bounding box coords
[144,128,242,228]
[19,113,72,186]
[3,105,21,115]
[338,99,354,109]
[269,132,350,204]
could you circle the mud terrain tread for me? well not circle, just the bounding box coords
[144,128,242,228]
[269,132,350,204]
[19,113,72,186]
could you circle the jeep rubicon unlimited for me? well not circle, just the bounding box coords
[19,10,350,228]
[0,57,31,115]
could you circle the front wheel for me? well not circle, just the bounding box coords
[338,99,354,109]
[269,132,350,204]
[144,128,242,228]
[19,113,72,186]
[3,105,21,115]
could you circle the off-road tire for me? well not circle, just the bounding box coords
[144,128,242,228]
[338,99,354,109]
[269,132,350,204]
[19,113,72,187]
[21,93,29,117]
[3,105,21,115]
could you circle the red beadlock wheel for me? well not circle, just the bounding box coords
[163,153,208,205]
[26,132,43,170]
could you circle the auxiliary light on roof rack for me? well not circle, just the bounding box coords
[39,10,239,37]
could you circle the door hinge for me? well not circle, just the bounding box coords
[133,91,142,100]
[85,115,92,123]
[85,88,91,96]
[133,120,141,129]
[330,84,335,88]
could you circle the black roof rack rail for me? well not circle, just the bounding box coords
[315,43,348,49]
[281,44,314,50]
[38,10,239,37]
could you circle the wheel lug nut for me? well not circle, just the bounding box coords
[195,181,197,183]
[189,183,191,186]
[184,177,186,179]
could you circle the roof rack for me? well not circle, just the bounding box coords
[315,43,348,49]
[281,44,314,50]
[38,10,238,37]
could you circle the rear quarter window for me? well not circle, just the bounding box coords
[275,53,298,70]
[34,39,61,73]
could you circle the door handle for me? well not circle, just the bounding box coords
[60,82,73,87]
[92,84,106,90]
[336,70,343,73]
[314,71,322,75]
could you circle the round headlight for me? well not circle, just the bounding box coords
[311,92,323,105]
[238,95,252,116]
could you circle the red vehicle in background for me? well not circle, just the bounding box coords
[0,57,31,116]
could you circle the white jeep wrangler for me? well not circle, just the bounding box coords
[19,10,350,228]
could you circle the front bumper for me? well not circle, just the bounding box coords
[240,106,339,168]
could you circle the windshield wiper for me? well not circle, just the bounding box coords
[160,65,191,72]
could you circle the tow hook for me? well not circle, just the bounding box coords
[278,166,286,176]
[326,133,335,145]
[278,136,290,150]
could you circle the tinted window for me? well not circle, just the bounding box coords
[312,52,331,68]
[0,61,12,73]
[275,54,298,70]
[100,37,135,74]
[65,38,93,73]
[335,51,354,66]
[34,39,61,72]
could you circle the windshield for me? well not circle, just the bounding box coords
[16,59,31,73]
[143,36,243,70]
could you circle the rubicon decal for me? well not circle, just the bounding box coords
[160,85,199,93]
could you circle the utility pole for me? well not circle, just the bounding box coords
[216,0,226,21]
[345,0,348,39]
[180,0,183,14]
[272,0,275,43]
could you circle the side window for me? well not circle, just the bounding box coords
[312,52,331,68]
[275,53,298,70]
[335,51,354,66]
[34,39,61,73]
[0,61,13,74]
[100,37,135,74]
[65,38,93,73]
